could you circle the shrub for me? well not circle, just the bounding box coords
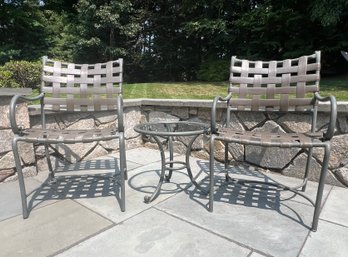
[0,60,41,88]
[0,70,18,88]
[197,58,229,81]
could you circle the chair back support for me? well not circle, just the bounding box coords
[229,51,320,112]
[209,51,337,232]
[42,57,123,112]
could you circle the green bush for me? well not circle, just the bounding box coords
[0,60,41,88]
[0,70,18,88]
[197,58,230,81]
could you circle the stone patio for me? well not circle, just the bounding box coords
[0,147,348,257]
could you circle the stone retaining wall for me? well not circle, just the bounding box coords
[0,89,35,182]
[1,97,348,187]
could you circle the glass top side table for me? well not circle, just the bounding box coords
[134,121,209,203]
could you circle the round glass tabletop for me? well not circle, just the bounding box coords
[134,121,209,137]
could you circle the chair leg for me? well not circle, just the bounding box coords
[224,142,229,181]
[44,143,55,183]
[119,132,126,212]
[302,147,313,192]
[209,135,216,212]
[312,144,331,231]
[12,138,29,219]
[121,134,128,181]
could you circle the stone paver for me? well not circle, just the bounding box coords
[0,147,347,257]
[126,147,173,165]
[76,152,207,223]
[0,177,58,221]
[56,208,251,257]
[155,163,333,257]
[250,252,269,257]
[300,220,348,257]
[320,186,348,227]
[75,161,199,222]
[157,184,313,257]
[33,156,142,183]
[0,200,112,257]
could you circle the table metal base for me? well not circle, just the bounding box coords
[144,133,208,203]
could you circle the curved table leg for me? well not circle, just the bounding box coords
[144,135,168,203]
[144,132,208,204]
[186,134,209,194]
[165,135,174,182]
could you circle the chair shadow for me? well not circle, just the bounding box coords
[185,159,311,230]
[127,169,192,195]
[127,165,209,200]
[27,158,123,215]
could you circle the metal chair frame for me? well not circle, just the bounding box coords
[10,56,127,218]
[209,51,337,231]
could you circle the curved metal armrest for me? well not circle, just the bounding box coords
[10,93,44,135]
[117,94,124,132]
[314,92,337,140]
[211,93,233,134]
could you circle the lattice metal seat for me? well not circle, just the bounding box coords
[19,128,119,143]
[10,57,127,218]
[216,129,325,148]
[209,51,337,231]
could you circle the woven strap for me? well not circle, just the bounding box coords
[42,57,123,112]
[228,52,320,112]
[217,128,323,148]
[20,128,119,143]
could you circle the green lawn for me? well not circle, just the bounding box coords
[123,82,228,99]
[124,75,348,101]
[31,75,348,101]
[320,75,348,100]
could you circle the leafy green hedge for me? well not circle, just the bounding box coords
[0,60,41,88]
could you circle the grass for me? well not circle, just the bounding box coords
[123,82,228,99]
[123,75,348,101]
[320,75,348,101]
[124,75,348,100]
[30,75,348,101]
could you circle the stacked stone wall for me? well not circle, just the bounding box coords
[0,89,36,182]
[1,97,348,187]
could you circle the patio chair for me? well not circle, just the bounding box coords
[209,51,337,231]
[10,56,127,218]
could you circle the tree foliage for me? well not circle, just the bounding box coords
[1,0,347,82]
[0,0,49,62]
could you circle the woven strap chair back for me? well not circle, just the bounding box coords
[229,51,320,112]
[42,57,123,111]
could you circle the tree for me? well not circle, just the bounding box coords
[310,0,348,27]
[1,0,347,79]
[0,0,49,63]
[72,0,140,63]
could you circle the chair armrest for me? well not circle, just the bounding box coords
[117,94,124,132]
[314,92,337,140]
[211,93,233,134]
[10,93,44,135]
